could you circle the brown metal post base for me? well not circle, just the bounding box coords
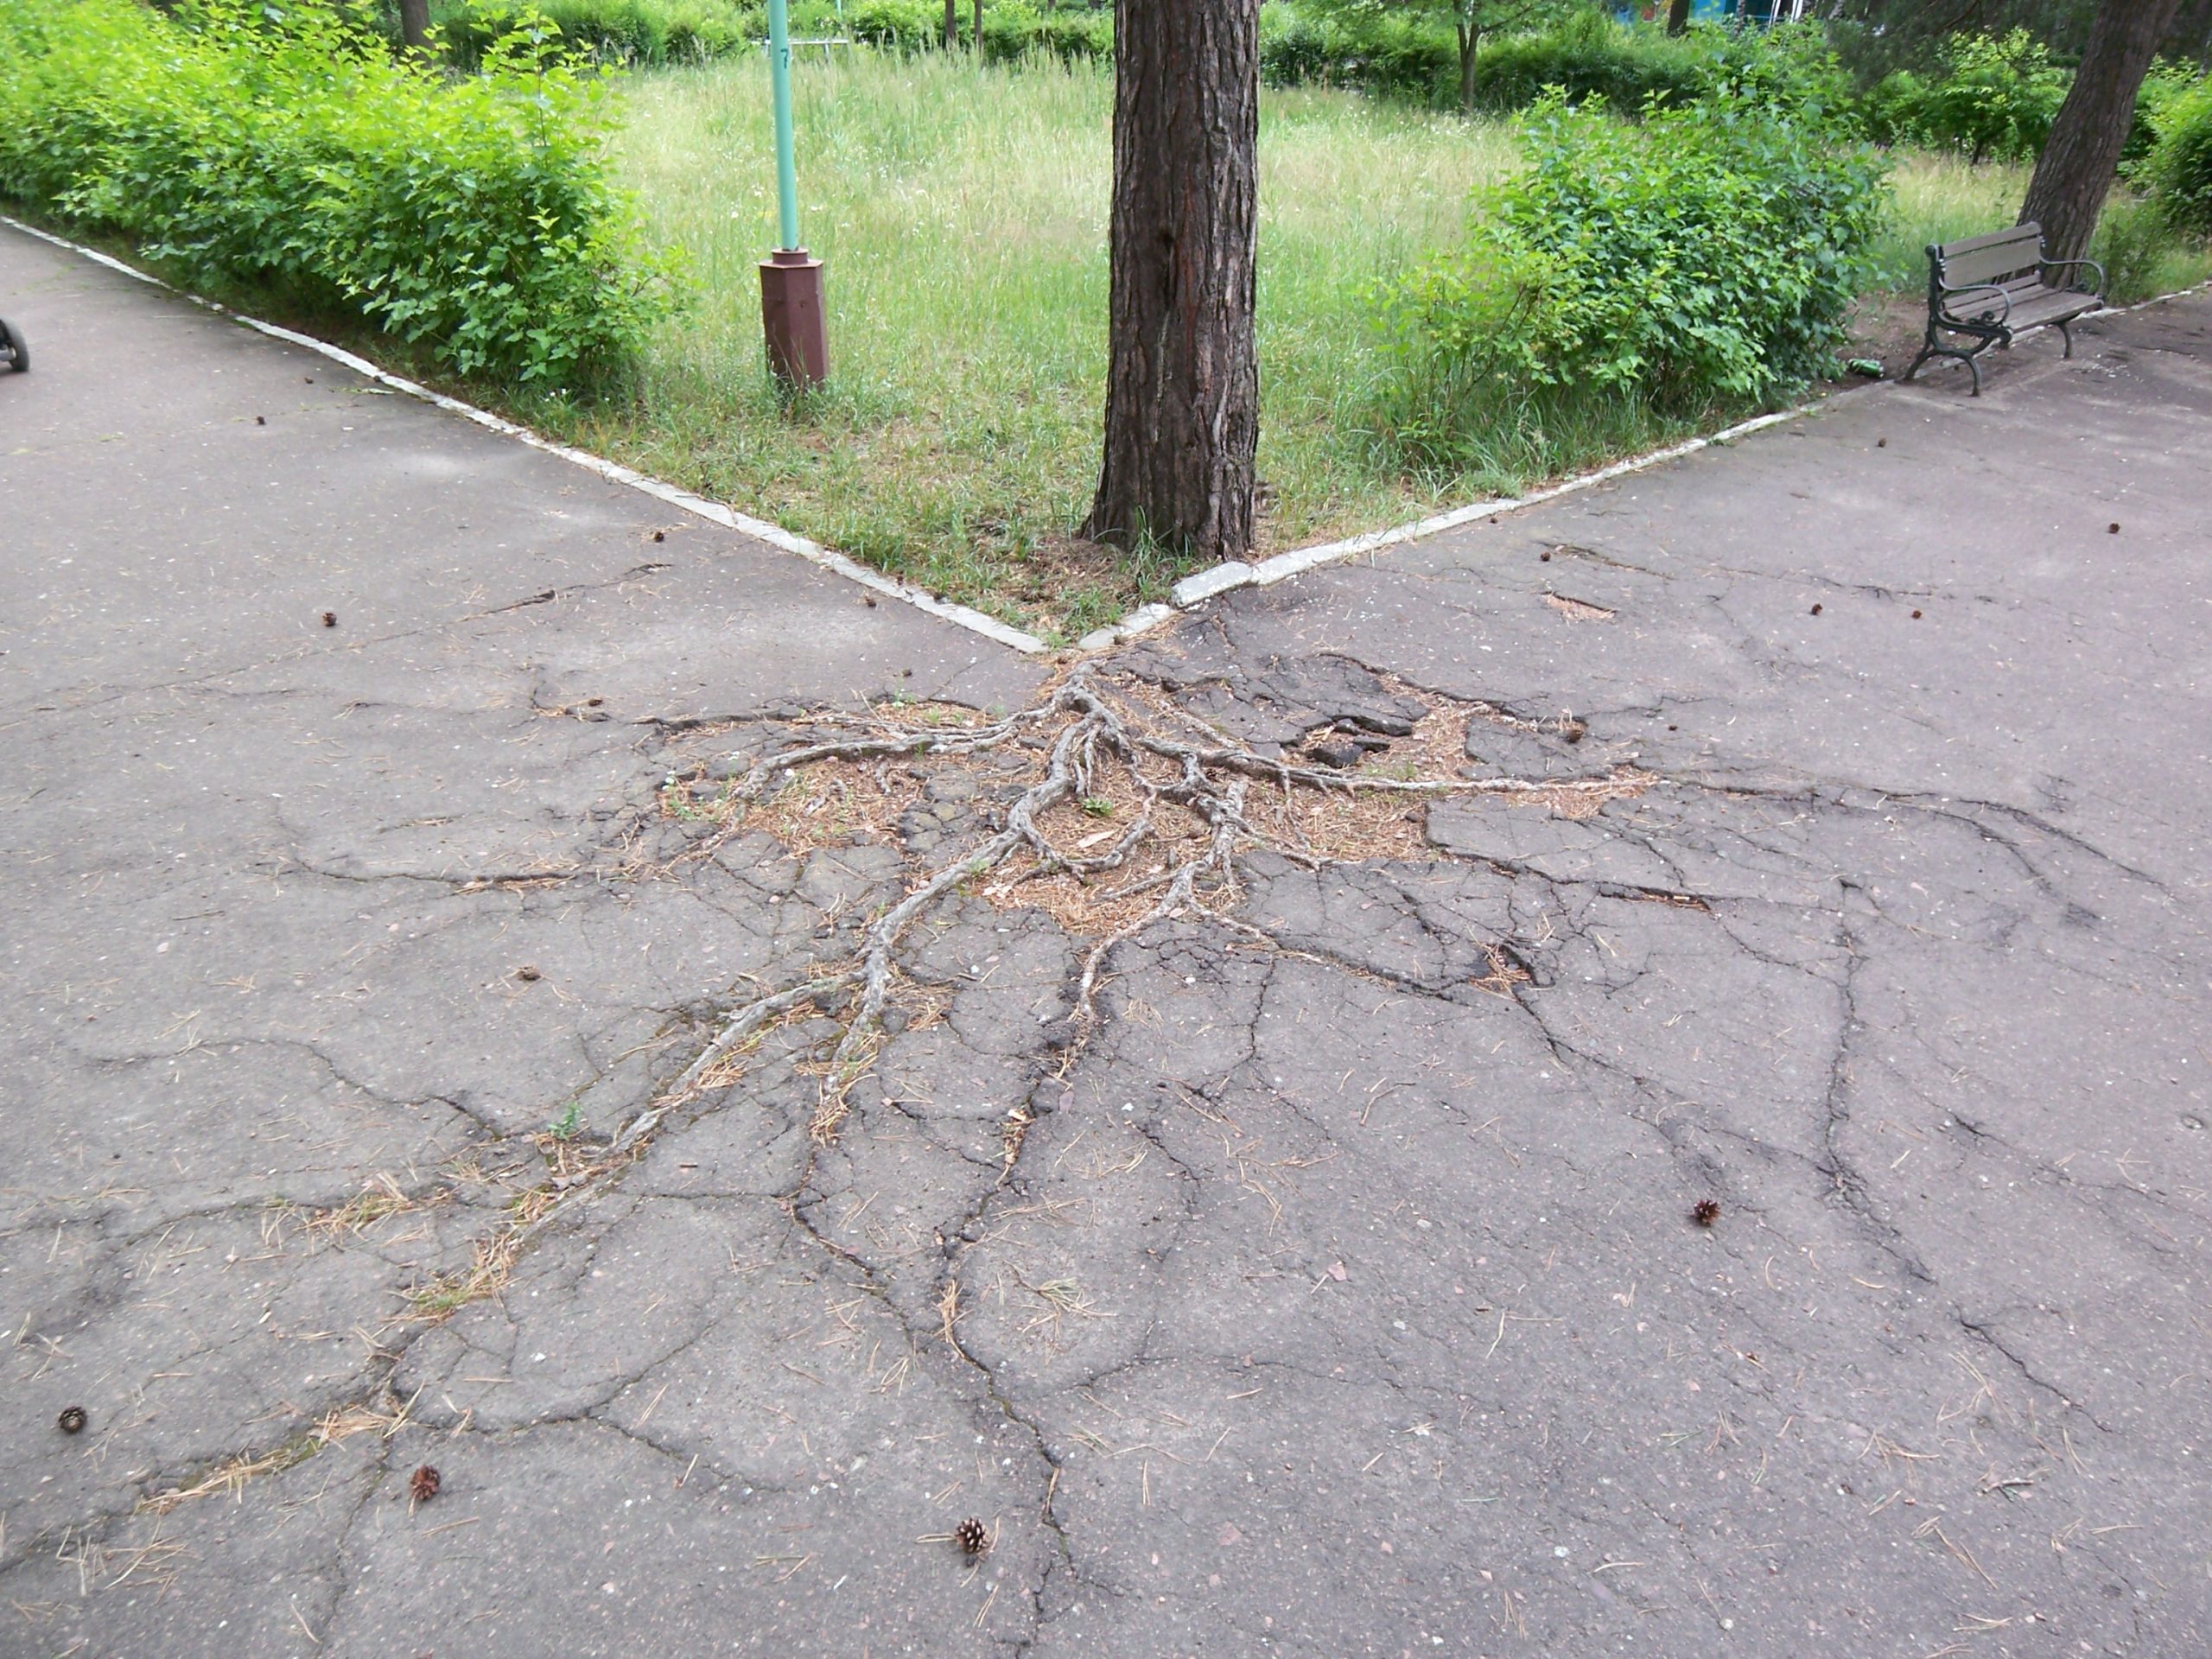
[760,249,828,390]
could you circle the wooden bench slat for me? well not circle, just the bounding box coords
[1933,224,2045,257]
[1945,289,2100,328]
[1939,240,2045,287]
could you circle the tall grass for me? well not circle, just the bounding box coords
[1872,151,2030,289]
[533,51,1499,635]
[1873,150,2212,300]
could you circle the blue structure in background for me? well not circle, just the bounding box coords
[1614,0,1800,21]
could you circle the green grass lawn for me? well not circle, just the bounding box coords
[521,50,2209,642]
[534,50,1501,639]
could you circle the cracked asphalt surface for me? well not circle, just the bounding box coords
[4,224,2209,1658]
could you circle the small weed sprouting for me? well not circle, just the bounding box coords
[546,1101,586,1141]
[1080,797,1115,818]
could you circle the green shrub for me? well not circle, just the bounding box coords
[1859,67,1926,146]
[2124,58,2203,166]
[1379,90,1886,473]
[0,0,677,385]
[1260,6,1458,106]
[437,0,755,67]
[1700,20,1853,119]
[438,0,1103,70]
[1912,29,2068,163]
[979,4,1112,65]
[2140,75,2212,238]
[839,0,937,49]
[1260,10,1847,118]
[839,0,1110,63]
[1468,12,1709,112]
[1465,16,1847,119]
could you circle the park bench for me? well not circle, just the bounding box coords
[1904,222,2103,396]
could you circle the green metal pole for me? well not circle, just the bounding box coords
[758,0,823,387]
[766,0,800,251]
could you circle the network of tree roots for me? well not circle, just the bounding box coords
[371,664,1650,1342]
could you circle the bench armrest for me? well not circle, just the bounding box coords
[1936,282,2012,324]
[2040,257,2105,296]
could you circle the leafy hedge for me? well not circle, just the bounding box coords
[2139,74,2212,238]
[2123,57,2202,166]
[1381,91,1886,471]
[435,0,755,67]
[1260,7,1459,106]
[435,0,1111,67]
[0,0,675,385]
[1259,10,1852,118]
[832,0,1110,63]
[1859,29,2067,162]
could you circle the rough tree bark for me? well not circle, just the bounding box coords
[1665,0,1690,37]
[1084,0,1260,563]
[2019,0,2184,264]
[944,0,958,49]
[398,0,430,54]
[974,0,983,52]
[1457,14,1481,114]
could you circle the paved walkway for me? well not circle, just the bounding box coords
[4,222,2209,1657]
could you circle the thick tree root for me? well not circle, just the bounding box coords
[403,666,1639,1323]
[652,665,1635,1143]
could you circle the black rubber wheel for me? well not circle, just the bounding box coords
[0,318,25,372]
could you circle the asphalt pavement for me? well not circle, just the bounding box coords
[4,222,2209,1657]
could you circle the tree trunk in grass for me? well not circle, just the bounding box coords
[1084,0,1260,563]
[975,0,984,54]
[1456,14,1480,115]
[2019,0,2183,264]
[1665,0,1690,36]
[944,0,957,49]
[398,0,430,54]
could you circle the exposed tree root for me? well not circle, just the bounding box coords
[397,666,1639,1323]
[654,665,1636,1142]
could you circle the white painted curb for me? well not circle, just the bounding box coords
[1084,403,1815,648]
[2,213,1048,657]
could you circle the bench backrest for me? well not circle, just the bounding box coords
[1928,223,2048,289]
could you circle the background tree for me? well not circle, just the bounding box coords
[1832,0,2212,76]
[1666,0,1690,37]
[398,0,429,53]
[2019,0,2184,260]
[1306,0,1573,113]
[1084,0,1260,562]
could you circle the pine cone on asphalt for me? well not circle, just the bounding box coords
[410,1465,442,1503]
[955,1516,990,1558]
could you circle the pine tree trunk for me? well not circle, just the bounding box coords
[1457,17,1480,114]
[2019,0,2183,264]
[1084,0,1260,561]
[399,0,430,54]
[944,0,957,49]
[974,0,983,53]
[1665,0,1690,36]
